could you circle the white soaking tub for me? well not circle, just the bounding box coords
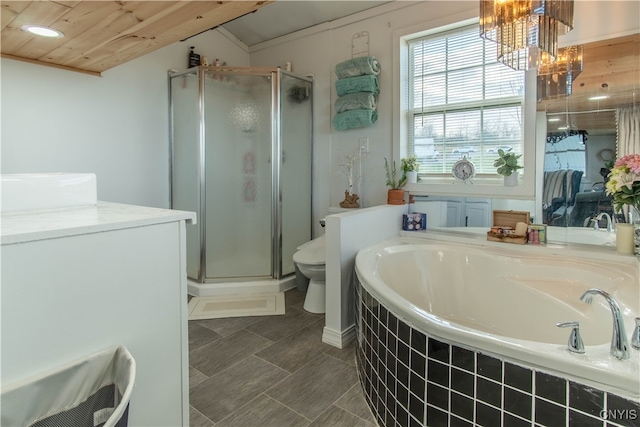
[354,235,640,427]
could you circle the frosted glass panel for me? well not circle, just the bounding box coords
[203,73,273,279]
[170,72,201,280]
[170,68,313,283]
[281,74,313,276]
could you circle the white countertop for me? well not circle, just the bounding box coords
[1,201,197,245]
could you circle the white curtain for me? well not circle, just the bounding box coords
[616,106,640,157]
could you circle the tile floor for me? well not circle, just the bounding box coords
[188,288,376,427]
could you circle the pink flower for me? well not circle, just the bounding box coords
[615,154,640,173]
[607,154,640,213]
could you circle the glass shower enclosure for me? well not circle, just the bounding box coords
[169,67,313,295]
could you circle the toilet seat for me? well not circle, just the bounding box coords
[293,235,325,266]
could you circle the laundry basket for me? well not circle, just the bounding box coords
[1,345,136,427]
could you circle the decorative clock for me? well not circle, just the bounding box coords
[452,156,476,183]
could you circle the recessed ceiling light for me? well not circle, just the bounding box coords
[588,95,609,101]
[547,118,560,122]
[21,25,64,38]
[557,126,568,130]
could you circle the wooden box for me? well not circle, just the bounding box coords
[486,210,531,245]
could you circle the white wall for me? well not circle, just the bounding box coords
[1,29,249,208]
[324,204,407,347]
[584,134,617,187]
[250,2,480,232]
[249,0,640,236]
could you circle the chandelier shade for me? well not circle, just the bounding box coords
[480,0,575,70]
[536,45,583,100]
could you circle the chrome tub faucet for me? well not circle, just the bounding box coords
[580,288,629,360]
[556,321,585,354]
[632,317,640,350]
[591,212,613,232]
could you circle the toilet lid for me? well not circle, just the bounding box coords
[293,235,325,265]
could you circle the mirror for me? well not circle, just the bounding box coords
[539,33,640,229]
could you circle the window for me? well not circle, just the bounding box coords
[544,133,586,172]
[407,24,525,176]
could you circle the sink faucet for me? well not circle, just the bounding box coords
[580,288,629,360]
[591,212,613,232]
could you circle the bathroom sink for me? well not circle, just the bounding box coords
[1,173,97,213]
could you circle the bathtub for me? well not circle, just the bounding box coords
[354,236,640,427]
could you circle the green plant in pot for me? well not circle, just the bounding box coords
[384,158,406,204]
[493,149,522,186]
[401,154,420,184]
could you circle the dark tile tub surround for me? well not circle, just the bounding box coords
[354,276,640,427]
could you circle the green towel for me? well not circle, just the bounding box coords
[335,75,379,97]
[335,56,381,79]
[332,109,378,131]
[335,93,378,113]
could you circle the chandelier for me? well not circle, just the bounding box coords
[479,0,575,70]
[536,45,583,100]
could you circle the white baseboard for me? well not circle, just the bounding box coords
[322,324,356,349]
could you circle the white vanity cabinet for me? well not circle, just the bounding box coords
[420,196,492,227]
[1,202,196,426]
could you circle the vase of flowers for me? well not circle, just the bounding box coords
[605,154,640,255]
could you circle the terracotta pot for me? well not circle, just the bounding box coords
[387,189,405,205]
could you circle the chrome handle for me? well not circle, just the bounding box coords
[557,321,585,354]
[632,317,640,350]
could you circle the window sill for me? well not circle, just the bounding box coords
[405,175,535,199]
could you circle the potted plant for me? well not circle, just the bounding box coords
[493,149,523,186]
[385,158,406,204]
[401,154,420,184]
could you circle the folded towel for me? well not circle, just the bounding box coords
[335,56,381,79]
[335,92,378,113]
[332,109,378,131]
[335,75,379,97]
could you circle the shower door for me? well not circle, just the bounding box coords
[203,71,273,280]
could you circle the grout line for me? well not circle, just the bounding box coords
[196,316,264,336]
[240,326,279,345]
[189,405,214,426]
[215,392,314,426]
[322,350,357,368]
[275,398,314,423]
[333,383,378,425]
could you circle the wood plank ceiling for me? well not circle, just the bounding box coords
[538,33,639,135]
[0,0,272,76]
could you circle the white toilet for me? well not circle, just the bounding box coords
[293,234,326,313]
[293,207,353,314]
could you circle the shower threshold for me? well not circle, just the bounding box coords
[187,275,296,297]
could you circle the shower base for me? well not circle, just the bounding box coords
[187,275,296,297]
